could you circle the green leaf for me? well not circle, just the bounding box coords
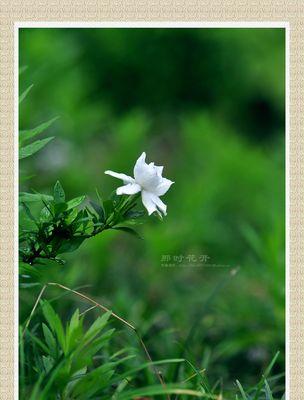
[112,226,143,240]
[66,195,86,210]
[19,84,33,103]
[84,329,114,358]
[95,188,104,206]
[28,375,44,400]
[19,192,53,203]
[19,65,28,75]
[109,359,184,387]
[19,282,42,289]
[253,352,280,400]
[41,300,66,354]
[19,262,41,278]
[19,137,54,159]
[57,236,86,254]
[71,363,115,398]
[82,311,111,344]
[26,330,50,354]
[20,202,37,223]
[42,323,57,359]
[53,181,65,203]
[89,200,105,222]
[103,199,114,216]
[124,210,145,219]
[115,384,205,399]
[53,202,67,215]
[42,355,54,374]
[73,329,114,372]
[40,205,52,222]
[265,380,274,400]
[66,309,83,353]
[236,380,248,400]
[19,117,59,146]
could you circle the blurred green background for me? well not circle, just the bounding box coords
[19,28,285,389]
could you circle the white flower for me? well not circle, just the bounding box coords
[105,152,174,216]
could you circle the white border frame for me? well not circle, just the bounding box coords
[15,21,290,400]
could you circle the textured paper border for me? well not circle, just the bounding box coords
[1,2,303,398]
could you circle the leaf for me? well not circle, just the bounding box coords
[71,363,115,398]
[19,262,41,278]
[19,192,53,203]
[53,181,65,203]
[66,195,86,210]
[109,359,185,386]
[73,329,115,372]
[83,329,114,359]
[19,282,42,289]
[19,137,54,159]
[236,380,248,400]
[95,188,104,209]
[252,351,280,400]
[42,323,57,359]
[103,199,114,216]
[42,355,54,374]
[41,300,66,354]
[26,331,50,354]
[40,205,52,222]
[28,374,44,400]
[82,311,111,344]
[115,384,205,399]
[89,200,105,222]
[19,84,33,103]
[265,380,274,400]
[20,202,37,223]
[57,236,86,254]
[112,226,143,240]
[19,65,28,75]
[124,210,145,219]
[66,309,83,353]
[19,117,59,146]
[53,202,67,215]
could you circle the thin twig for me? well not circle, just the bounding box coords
[79,305,97,316]
[47,282,135,330]
[136,331,168,393]
[22,284,47,338]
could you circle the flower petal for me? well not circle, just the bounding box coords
[133,152,147,180]
[116,183,141,195]
[141,191,168,216]
[134,152,162,190]
[154,178,174,196]
[151,194,167,215]
[141,190,157,215]
[155,165,164,176]
[105,170,135,184]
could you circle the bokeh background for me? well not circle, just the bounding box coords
[19,28,285,390]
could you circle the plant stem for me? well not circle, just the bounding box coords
[48,282,135,330]
[22,284,47,338]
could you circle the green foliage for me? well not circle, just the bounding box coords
[19,108,58,160]
[18,91,145,271]
[20,301,118,399]
[19,28,285,399]
[19,83,33,103]
[19,137,55,159]
[19,180,144,270]
[20,298,282,399]
[20,117,59,145]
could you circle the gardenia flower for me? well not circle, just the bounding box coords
[105,152,174,216]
